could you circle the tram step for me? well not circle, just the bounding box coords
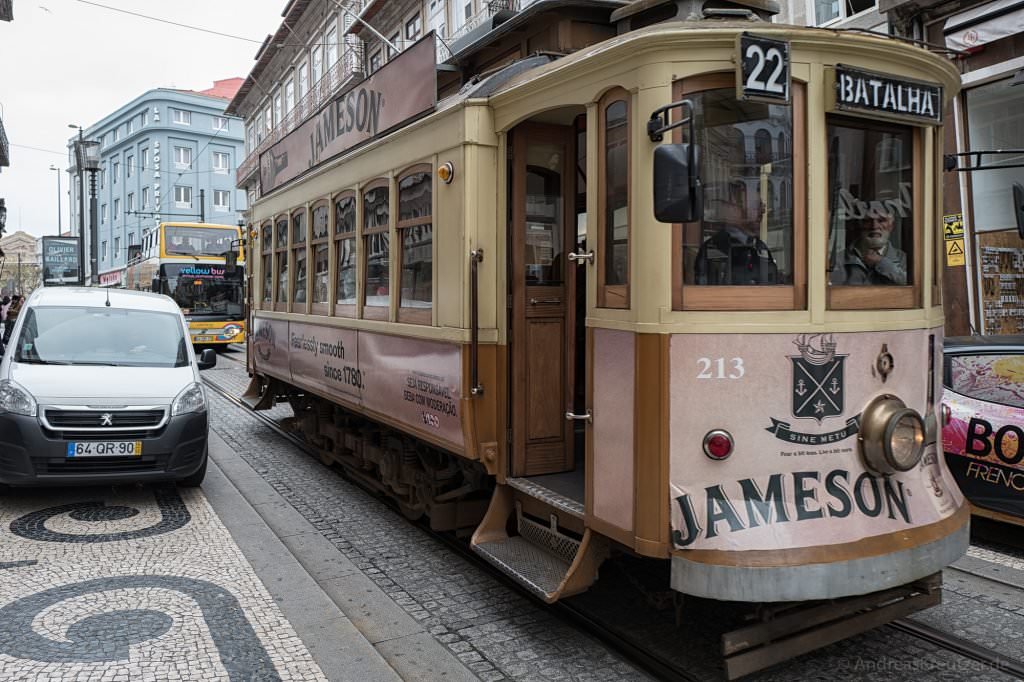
[506,477,584,519]
[471,484,607,603]
[240,375,276,411]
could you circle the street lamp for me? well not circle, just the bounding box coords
[48,165,62,236]
[69,124,86,284]
[70,125,101,285]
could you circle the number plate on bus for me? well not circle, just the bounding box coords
[194,335,214,342]
[66,442,143,457]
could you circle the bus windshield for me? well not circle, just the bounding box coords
[164,225,240,257]
[160,263,243,318]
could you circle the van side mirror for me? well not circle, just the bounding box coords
[1013,182,1024,239]
[197,348,217,370]
[653,144,703,223]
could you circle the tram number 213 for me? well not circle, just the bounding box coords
[696,357,745,380]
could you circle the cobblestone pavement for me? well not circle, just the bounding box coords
[0,483,326,681]
[208,350,1024,681]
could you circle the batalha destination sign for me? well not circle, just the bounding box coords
[831,65,942,125]
[260,34,438,194]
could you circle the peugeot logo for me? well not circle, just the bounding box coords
[100,414,113,427]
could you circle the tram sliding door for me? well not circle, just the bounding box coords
[509,123,580,477]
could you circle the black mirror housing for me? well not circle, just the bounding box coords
[197,348,217,370]
[653,144,702,223]
[151,278,161,294]
[225,249,238,275]
[1013,182,1024,240]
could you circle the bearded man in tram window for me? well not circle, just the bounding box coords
[831,201,908,286]
[694,180,778,286]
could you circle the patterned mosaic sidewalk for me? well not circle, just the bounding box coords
[0,485,327,681]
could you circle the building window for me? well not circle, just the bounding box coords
[114,237,120,260]
[127,118,135,135]
[811,0,876,25]
[326,26,339,69]
[262,221,273,305]
[312,203,330,308]
[113,161,120,183]
[127,193,135,213]
[213,116,229,131]
[102,241,108,261]
[363,180,390,318]
[369,50,381,74]
[273,91,282,127]
[113,198,120,221]
[172,109,191,125]
[405,13,422,42]
[141,148,149,171]
[174,146,192,168]
[126,154,134,178]
[246,124,256,154]
[142,186,150,209]
[599,89,630,309]
[335,192,357,313]
[264,105,273,135]
[113,127,120,142]
[100,168,106,189]
[276,216,289,307]
[214,190,230,211]
[175,185,193,208]
[101,204,107,224]
[213,151,230,173]
[297,59,308,99]
[284,78,295,114]
[142,109,148,126]
[398,166,432,323]
[312,43,324,84]
[387,32,400,60]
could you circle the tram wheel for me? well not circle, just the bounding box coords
[398,502,424,521]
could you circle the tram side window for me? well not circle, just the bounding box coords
[398,167,432,324]
[363,181,390,319]
[600,90,629,308]
[681,88,794,288]
[335,193,357,315]
[311,203,330,310]
[827,118,914,294]
[292,209,308,306]
[275,216,289,308]
[261,222,273,305]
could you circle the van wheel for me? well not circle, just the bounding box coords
[179,454,207,487]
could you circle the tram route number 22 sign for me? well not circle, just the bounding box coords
[737,33,791,104]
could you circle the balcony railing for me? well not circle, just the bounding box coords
[237,42,365,186]
[448,0,517,46]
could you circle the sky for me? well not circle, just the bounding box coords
[0,0,285,239]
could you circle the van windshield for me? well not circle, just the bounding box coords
[14,306,189,368]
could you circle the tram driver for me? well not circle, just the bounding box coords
[830,206,908,286]
[694,181,777,286]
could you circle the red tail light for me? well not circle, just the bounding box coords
[703,430,734,460]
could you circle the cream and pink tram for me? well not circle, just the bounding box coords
[243,1,967,674]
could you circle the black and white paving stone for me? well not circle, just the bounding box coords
[0,484,327,681]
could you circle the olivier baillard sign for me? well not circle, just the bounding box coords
[831,65,942,125]
[259,34,438,194]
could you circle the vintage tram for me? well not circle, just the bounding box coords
[241,0,968,675]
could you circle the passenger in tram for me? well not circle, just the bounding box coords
[830,207,908,286]
[694,184,777,286]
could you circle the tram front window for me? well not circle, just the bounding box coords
[827,118,914,288]
[682,88,794,286]
[160,264,243,318]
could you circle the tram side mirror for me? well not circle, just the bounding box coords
[1013,182,1024,239]
[225,248,238,275]
[653,144,703,223]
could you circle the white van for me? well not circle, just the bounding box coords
[0,287,214,486]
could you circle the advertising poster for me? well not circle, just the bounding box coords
[41,237,81,286]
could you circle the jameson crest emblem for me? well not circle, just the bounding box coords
[766,334,861,445]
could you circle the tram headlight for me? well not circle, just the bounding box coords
[858,395,925,474]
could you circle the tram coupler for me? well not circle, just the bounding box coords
[721,573,942,680]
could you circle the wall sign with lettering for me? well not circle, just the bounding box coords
[830,65,942,125]
[736,33,790,104]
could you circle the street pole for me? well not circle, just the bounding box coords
[16,253,21,294]
[199,189,205,223]
[76,129,86,285]
[50,166,62,236]
[89,170,98,285]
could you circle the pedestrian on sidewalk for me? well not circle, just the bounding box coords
[1,295,23,348]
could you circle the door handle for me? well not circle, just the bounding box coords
[529,297,561,305]
[568,251,594,265]
[565,410,592,423]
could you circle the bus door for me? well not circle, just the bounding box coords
[508,121,584,478]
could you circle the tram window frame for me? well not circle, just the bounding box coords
[261,221,273,308]
[362,178,391,321]
[825,115,922,310]
[598,87,631,309]
[933,131,943,307]
[292,207,309,310]
[671,73,807,311]
[311,200,331,314]
[334,191,358,317]
[397,164,433,325]
[274,215,290,312]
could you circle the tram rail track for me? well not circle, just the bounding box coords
[202,368,1024,681]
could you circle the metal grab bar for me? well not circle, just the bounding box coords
[470,249,484,397]
[529,297,561,305]
[565,410,592,423]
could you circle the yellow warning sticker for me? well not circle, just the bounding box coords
[943,213,964,240]
[946,238,965,266]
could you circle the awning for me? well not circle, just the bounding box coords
[945,0,1024,50]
